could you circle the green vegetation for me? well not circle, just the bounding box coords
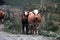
[3,0,60,40]
[4,20,21,34]
[4,8,22,34]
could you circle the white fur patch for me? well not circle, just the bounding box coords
[25,11,28,15]
[33,9,38,14]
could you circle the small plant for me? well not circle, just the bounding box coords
[46,21,59,32]
[4,21,21,34]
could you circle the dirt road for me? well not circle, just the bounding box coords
[0,24,57,40]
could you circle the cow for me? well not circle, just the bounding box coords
[28,9,42,35]
[21,11,29,34]
[0,10,5,24]
[21,9,42,35]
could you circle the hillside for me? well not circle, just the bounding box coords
[4,0,60,8]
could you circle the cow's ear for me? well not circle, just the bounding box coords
[27,12,29,15]
[39,10,41,13]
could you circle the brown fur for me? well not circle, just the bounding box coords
[0,10,5,23]
[28,11,42,34]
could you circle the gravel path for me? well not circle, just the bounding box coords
[0,24,57,40]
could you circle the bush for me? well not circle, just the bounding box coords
[4,20,21,34]
[46,21,59,32]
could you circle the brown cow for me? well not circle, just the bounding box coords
[22,9,42,35]
[0,10,5,23]
[28,9,42,35]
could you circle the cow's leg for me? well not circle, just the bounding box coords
[1,19,4,24]
[31,26,33,34]
[26,24,29,34]
[0,20,1,24]
[36,29,38,35]
[22,24,25,34]
[32,27,35,34]
[24,25,26,34]
[22,25,24,34]
[36,27,39,35]
[31,29,32,34]
[29,25,33,34]
[31,29,33,34]
[32,27,35,35]
[34,30,36,35]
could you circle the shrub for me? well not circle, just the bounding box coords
[46,21,59,32]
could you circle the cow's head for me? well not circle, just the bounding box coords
[0,10,5,17]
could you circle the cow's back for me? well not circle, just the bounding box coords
[28,12,35,24]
